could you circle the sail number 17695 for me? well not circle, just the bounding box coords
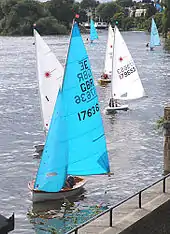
[78,103,99,121]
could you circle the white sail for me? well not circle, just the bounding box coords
[111,26,145,100]
[34,29,64,132]
[104,25,114,77]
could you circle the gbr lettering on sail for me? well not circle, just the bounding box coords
[74,58,99,121]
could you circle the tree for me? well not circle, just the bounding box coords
[0,0,18,16]
[80,0,99,10]
[112,12,125,28]
[48,0,75,27]
[162,0,170,37]
[96,2,122,22]
[116,0,133,7]
[145,3,157,18]
[35,16,68,35]
[72,2,87,22]
[0,0,53,35]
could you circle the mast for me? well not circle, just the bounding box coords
[110,24,116,102]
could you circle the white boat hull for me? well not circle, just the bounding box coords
[106,104,129,114]
[28,177,86,203]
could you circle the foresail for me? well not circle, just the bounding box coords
[34,90,67,192]
[111,26,145,100]
[63,22,110,176]
[150,18,161,48]
[90,19,98,41]
[104,25,114,77]
[34,29,64,132]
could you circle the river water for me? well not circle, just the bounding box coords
[0,30,169,233]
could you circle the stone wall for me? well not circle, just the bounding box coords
[120,200,170,234]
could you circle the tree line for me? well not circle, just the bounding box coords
[0,0,169,36]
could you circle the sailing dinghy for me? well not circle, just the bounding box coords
[29,21,110,203]
[98,25,114,85]
[150,18,161,51]
[106,25,146,114]
[33,29,64,154]
[90,19,98,43]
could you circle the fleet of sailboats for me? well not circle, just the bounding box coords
[150,18,161,50]
[29,21,110,202]
[105,25,146,114]
[28,15,160,203]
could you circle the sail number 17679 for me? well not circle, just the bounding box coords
[78,103,99,121]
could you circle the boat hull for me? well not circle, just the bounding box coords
[106,104,129,114]
[98,78,111,85]
[28,177,86,203]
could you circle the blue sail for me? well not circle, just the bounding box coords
[150,18,161,49]
[62,22,110,175]
[90,19,98,41]
[34,90,68,192]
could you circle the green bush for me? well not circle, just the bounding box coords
[35,16,68,35]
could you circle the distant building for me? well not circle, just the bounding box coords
[129,7,147,17]
[135,8,147,17]
[142,0,152,3]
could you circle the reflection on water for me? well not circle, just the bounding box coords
[28,195,107,234]
[0,31,170,233]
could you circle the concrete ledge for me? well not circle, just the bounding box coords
[79,177,170,234]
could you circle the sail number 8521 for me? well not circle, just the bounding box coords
[78,103,99,121]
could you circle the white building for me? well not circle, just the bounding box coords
[135,8,147,17]
[129,8,147,17]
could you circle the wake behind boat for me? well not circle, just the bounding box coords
[29,21,110,203]
[105,25,146,114]
[33,28,64,155]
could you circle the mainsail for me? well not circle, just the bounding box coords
[150,18,161,49]
[90,19,98,41]
[104,24,114,77]
[111,26,145,100]
[34,29,64,133]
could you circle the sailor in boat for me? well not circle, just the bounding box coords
[65,175,75,188]
[109,98,118,107]
[109,94,120,108]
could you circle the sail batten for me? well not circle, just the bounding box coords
[111,26,145,101]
